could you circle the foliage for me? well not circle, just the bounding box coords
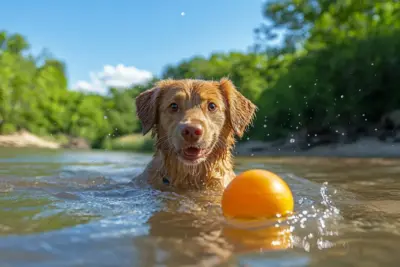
[163,52,290,104]
[250,0,400,140]
[106,134,154,152]
[0,31,152,148]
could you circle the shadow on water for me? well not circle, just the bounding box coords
[0,148,399,266]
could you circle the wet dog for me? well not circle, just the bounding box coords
[134,78,257,191]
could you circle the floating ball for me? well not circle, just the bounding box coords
[221,169,294,220]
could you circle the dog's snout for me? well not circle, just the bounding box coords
[180,124,203,142]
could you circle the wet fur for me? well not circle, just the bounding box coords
[134,78,257,191]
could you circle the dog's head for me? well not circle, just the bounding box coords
[135,78,257,165]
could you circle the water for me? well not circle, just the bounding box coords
[0,148,399,267]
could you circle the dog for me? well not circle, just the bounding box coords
[134,78,257,191]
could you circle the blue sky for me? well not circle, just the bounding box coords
[1,0,267,94]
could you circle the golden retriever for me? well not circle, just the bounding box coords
[134,78,257,191]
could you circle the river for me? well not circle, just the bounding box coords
[0,148,399,266]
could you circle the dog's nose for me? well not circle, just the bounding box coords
[181,124,203,142]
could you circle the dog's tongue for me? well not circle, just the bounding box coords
[185,147,200,155]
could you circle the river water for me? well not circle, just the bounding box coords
[0,148,399,267]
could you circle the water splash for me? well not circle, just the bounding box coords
[222,178,342,253]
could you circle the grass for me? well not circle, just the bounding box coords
[107,133,155,152]
[42,133,70,146]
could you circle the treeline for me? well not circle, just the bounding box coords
[0,31,153,148]
[2,1,400,150]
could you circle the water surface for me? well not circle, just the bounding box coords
[0,148,399,266]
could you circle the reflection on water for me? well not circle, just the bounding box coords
[0,148,399,266]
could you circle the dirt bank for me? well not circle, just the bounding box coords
[0,130,61,149]
[0,130,91,150]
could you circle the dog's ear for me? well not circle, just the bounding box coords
[219,78,257,138]
[135,86,161,135]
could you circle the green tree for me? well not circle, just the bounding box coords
[256,1,400,51]
[251,0,400,142]
[163,52,275,103]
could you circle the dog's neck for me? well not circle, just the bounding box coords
[153,133,236,190]
[159,150,233,190]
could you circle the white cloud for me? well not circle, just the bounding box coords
[73,64,153,94]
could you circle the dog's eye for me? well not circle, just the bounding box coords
[170,103,179,112]
[208,102,217,112]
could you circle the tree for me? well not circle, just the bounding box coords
[255,1,400,51]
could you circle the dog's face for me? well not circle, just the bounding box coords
[136,78,257,165]
[158,81,227,165]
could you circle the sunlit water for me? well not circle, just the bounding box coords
[0,148,399,267]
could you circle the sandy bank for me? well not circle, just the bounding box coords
[0,131,91,150]
[0,131,60,149]
[235,137,400,158]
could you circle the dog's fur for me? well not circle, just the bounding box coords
[134,78,257,191]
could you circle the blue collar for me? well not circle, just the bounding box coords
[162,176,170,185]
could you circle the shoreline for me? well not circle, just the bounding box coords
[0,131,60,149]
[1,131,400,158]
[0,130,90,150]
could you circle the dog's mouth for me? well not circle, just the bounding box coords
[180,145,208,162]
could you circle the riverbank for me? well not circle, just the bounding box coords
[103,134,154,152]
[0,131,152,152]
[0,130,90,150]
[2,131,400,158]
[0,131,61,149]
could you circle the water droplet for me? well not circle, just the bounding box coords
[290,138,295,143]
[340,95,344,98]
[289,85,292,88]
[181,12,185,16]
[263,124,267,128]
[104,116,108,119]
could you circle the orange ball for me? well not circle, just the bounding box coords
[221,169,294,220]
